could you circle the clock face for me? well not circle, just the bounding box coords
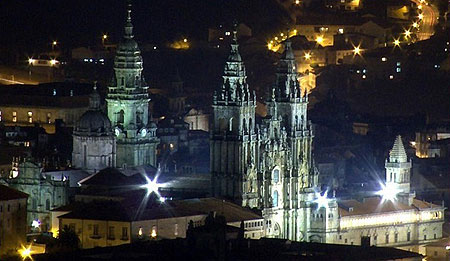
[114,127,120,137]
[141,128,147,137]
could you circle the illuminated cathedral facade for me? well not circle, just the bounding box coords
[210,33,445,247]
[73,6,158,171]
[211,32,319,241]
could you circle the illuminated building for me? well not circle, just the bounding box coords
[210,33,445,248]
[0,185,28,257]
[72,84,116,173]
[105,5,159,168]
[211,33,318,241]
[320,136,444,251]
[6,159,68,233]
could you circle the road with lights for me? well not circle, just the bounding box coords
[412,0,438,41]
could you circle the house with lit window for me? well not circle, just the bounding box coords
[55,198,264,249]
[0,84,91,134]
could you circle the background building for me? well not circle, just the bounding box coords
[0,184,28,257]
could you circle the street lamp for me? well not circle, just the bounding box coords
[52,40,57,51]
[393,38,400,47]
[315,35,324,45]
[102,34,108,45]
[353,45,361,56]
[404,29,411,38]
[304,52,311,60]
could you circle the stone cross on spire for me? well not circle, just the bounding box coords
[124,2,134,39]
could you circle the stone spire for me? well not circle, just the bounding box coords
[216,24,252,104]
[389,135,408,163]
[274,38,301,101]
[124,3,134,39]
[89,82,101,110]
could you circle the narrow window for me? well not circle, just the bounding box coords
[93,224,99,236]
[108,226,115,239]
[272,190,278,207]
[45,199,50,211]
[407,232,411,241]
[386,234,389,244]
[122,227,128,239]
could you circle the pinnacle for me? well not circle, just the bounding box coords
[389,135,408,163]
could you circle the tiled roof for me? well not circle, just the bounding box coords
[338,197,441,217]
[0,184,29,200]
[58,197,261,223]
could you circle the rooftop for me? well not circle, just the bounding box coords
[338,197,442,217]
[0,184,29,201]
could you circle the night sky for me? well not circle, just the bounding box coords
[0,0,288,51]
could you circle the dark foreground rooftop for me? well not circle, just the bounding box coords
[31,238,422,261]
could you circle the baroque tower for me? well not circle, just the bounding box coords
[106,5,159,168]
[210,30,257,203]
[211,36,328,242]
[261,38,320,241]
[385,135,415,205]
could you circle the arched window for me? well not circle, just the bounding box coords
[272,190,278,207]
[136,111,142,125]
[46,199,51,211]
[229,117,233,132]
[273,169,280,183]
[249,118,253,133]
[243,118,247,134]
[117,110,125,124]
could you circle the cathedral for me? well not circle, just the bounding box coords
[210,32,445,247]
[72,6,159,172]
[211,31,318,241]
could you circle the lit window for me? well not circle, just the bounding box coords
[338,28,344,34]
[396,67,401,73]
[12,111,17,122]
[47,113,52,123]
[273,169,279,183]
[0,111,2,122]
[389,75,394,80]
[174,224,179,236]
[272,190,278,207]
[28,111,33,123]
[151,226,157,238]
[396,62,401,66]
[225,31,231,36]
[138,227,143,238]
[381,57,387,62]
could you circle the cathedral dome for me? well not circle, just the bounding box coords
[74,84,113,137]
[75,110,112,136]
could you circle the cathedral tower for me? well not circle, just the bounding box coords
[210,30,257,204]
[385,135,414,205]
[106,5,159,168]
[261,39,319,241]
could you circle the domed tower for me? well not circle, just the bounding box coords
[72,83,116,173]
[106,4,159,168]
